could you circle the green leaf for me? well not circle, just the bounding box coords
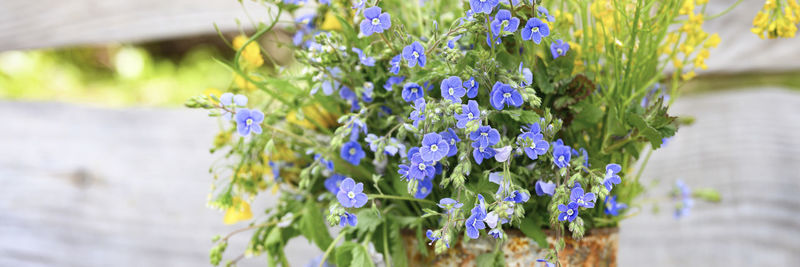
[334,242,358,267]
[519,217,548,248]
[301,201,333,250]
[534,58,555,94]
[265,226,282,247]
[388,220,408,267]
[476,253,495,267]
[570,101,603,131]
[626,114,662,148]
[501,109,540,124]
[351,244,376,267]
[355,209,382,234]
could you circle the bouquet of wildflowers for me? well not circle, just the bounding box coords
[187,0,728,266]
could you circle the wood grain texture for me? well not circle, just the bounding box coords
[0,101,319,267]
[618,88,800,267]
[0,0,280,51]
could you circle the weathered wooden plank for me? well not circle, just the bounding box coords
[619,88,800,267]
[0,101,320,267]
[0,0,278,51]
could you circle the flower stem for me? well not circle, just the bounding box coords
[319,231,346,267]
[367,194,436,205]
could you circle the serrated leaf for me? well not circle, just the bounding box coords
[534,58,555,94]
[334,242,358,267]
[301,201,333,250]
[351,244,376,267]
[626,114,662,148]
[355,209,382,234]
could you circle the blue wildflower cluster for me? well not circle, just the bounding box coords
[187,0,726,265]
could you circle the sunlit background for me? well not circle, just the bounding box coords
[1,0,799,266]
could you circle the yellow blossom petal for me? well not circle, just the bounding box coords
[224,197,253,224]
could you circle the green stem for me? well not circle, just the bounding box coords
[367,194,436,205]
[319,231,346,267]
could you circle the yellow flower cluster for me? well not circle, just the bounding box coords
[660,0,720,81]
[232,35,265,91]
[752,0,800,39]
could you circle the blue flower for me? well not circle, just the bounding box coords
[447,34,463,49]
[364,134,380,152]
[408,154,435,181]
[490,10,520,36]
[351,47,375,66]
[360,7,391,36]
[219,93,248,120]
[336,177,368,208]
[439,128,461,157]
[557,202,579,222]
[485,32,502,48]
[471,142,496,164]
[437,198,464,213]
[352,0,366,17]
[603,163,622,191]
[463,77,479,98]
[348,117,367,141]
[235,108,264,136]
[518,63,533,87]
[536,6,555,22]
[339,212,358,227]
[402,41,426,68]
[455,100,481,129]
[604,196,627,216]
[521,18,550,44]
[517,131,549,160]
[550,39,570,59]
[570,183,596,208]
[503,190,530,203]
[536,259,556,267]
[409,98,426,128]
[324,174,345,194]
[384,138,405,156]
[490,82,523,110]
[420,133,450,161]
[469,0,499,14]
[488,229,502,239]
[552,143,571,169]
[535,180,556,196]
[389,54,402,74]
[339,86,360,112]
[397,164,410,181]
[402,82,424,102]
[416,177,434,199]
[341,141,366,165]
[465,195,488,239]
[383,76,406,91]
[315,154,334,171]
[470,125,500,148]
[440,76,466,103]
[674,180,694,218]
[426,229,440,244]
[362,82,374,103]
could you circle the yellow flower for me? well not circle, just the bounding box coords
[694,49,710,70]
[776,16,798,38]
[224,197,253,224]
[680,0,695,15]
[232,35,264,69]
[203,88,223,104]
[753,11,769,29]
[703,33,720,48]
[234,73,262,91]
[681,71,696,81]
[672,56,684,69]
[320,11,342,31]
[765,0,777,9]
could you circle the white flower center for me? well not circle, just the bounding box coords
[470,80,475,87]
[557,48,563,54]
[503,92,511,98]
[411,88,418,93]
[347,192,355,198]
[479,147,485,152]
[349,148,356,155]
[468,113,474,119]
[448,88,454,95]
[421,187,428,194]
[566,209,573,215]
[371,18,380,25]
[558,155,564,162]
[532,27,539,33]
[430,144,438,152]
[418,163,426,170]
[413,51,419,58]
[481,132,488,137]
[246,118,253,125]
[450,139,456,145]
[530,141,536,149]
